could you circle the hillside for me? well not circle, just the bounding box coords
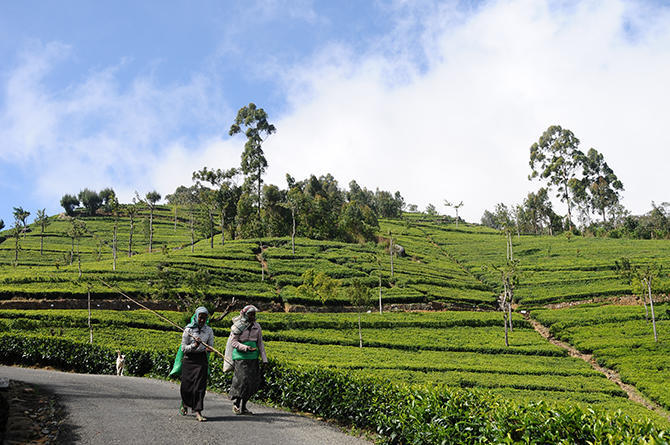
[1,208,669,308]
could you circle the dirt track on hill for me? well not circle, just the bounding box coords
[524,315,670,422]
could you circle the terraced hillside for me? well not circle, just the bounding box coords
[0,308,667,428]
[1,209,669,309]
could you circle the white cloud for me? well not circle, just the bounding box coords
[2,0,670,225]
[265,0,670,221]
[0,42,232,213]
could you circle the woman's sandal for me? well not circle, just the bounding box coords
[232,405,241,415]
[241,408,253,415]
[196,413,207,422]
[179,402,188,416]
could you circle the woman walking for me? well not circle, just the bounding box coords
[179,306,214,422]
[227,305,267,415]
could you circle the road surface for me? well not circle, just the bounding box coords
[1,365,372,445]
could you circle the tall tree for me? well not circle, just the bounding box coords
[192,167,239,245]
[35,209,50,256]
[576,148,624,225]
[60,194,80,216]
[108,195,120,271]
[144,191,162,253]
[529,125,585,231]
[78,189,102,216]
[229,103,276,236]
[349,278,372,348]
[125,202,139,257]
[444,200,464,226]
[615,258,662,342]
[11,218,22,265]
[68,218,87,279]
[0,220,4,231]
[99,188,117,213]
[12,207,30,238]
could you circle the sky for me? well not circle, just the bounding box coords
[1,0,669,228]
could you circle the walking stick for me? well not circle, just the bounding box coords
[97,278,229,360]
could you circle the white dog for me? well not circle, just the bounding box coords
[116,351,126,376]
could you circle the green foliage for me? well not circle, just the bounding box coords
[78,188,102,216]
[296,268,341,305]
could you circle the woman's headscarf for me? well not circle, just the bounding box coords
[187,306,210,329]
[230,305,258,335]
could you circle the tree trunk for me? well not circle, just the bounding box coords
[40,227,44,256]
[641,285,649,322]
[113,222,117,271]
[503,309,509,347]
[174,206,177,232]
[128,216,134,257]
[88,288,93,344]
[291,207,296,256]
[220,209,225,246]
[149,207,154,253]
[564,180,573,231]
[508,300,513,332]
[190,213,195,253]
[389,235,394,279]
[358,312,363,348]
[647,278,658,342]
[209,209,214,249]
[378,273,383,315]
[77,239,82,279]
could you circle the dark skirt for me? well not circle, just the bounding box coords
[229,359,261,400]
[180,352,208,411]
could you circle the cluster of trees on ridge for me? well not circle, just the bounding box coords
[480,125,670,240]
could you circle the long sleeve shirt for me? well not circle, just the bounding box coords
[181,324,214,354]
[230,322,267,363]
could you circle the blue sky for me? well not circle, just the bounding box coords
[1,0,670,228]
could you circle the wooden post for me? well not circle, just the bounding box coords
[88,287,93,344]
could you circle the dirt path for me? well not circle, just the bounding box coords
[524,314,670,421]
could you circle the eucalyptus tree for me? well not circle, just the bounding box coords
[529,125,585,230]
[493,203,515,261]
[108,195,120,270]
[229,103,276,235]
[12,207,30,238]
[284,174,301,256]
[99,188,117,213]
[142,191,162,253]
[0,220,4,231]
[444,200,464,226]
[425,203,438,216]
[11,218,22,265]
[192,167,239,245]
[349,278,372,348]
[35,209,50,255]
[68,218,87,278]
[493,259,518,347]
[125,201,139,257]
[60,194,79,216]
[576,148,624,225]
[523,188,558,235]
[615,258,662,342]
[78,189,102,216]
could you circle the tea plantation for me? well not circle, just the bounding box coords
[1,210,670,443]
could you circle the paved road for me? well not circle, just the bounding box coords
[1,365,371,445]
